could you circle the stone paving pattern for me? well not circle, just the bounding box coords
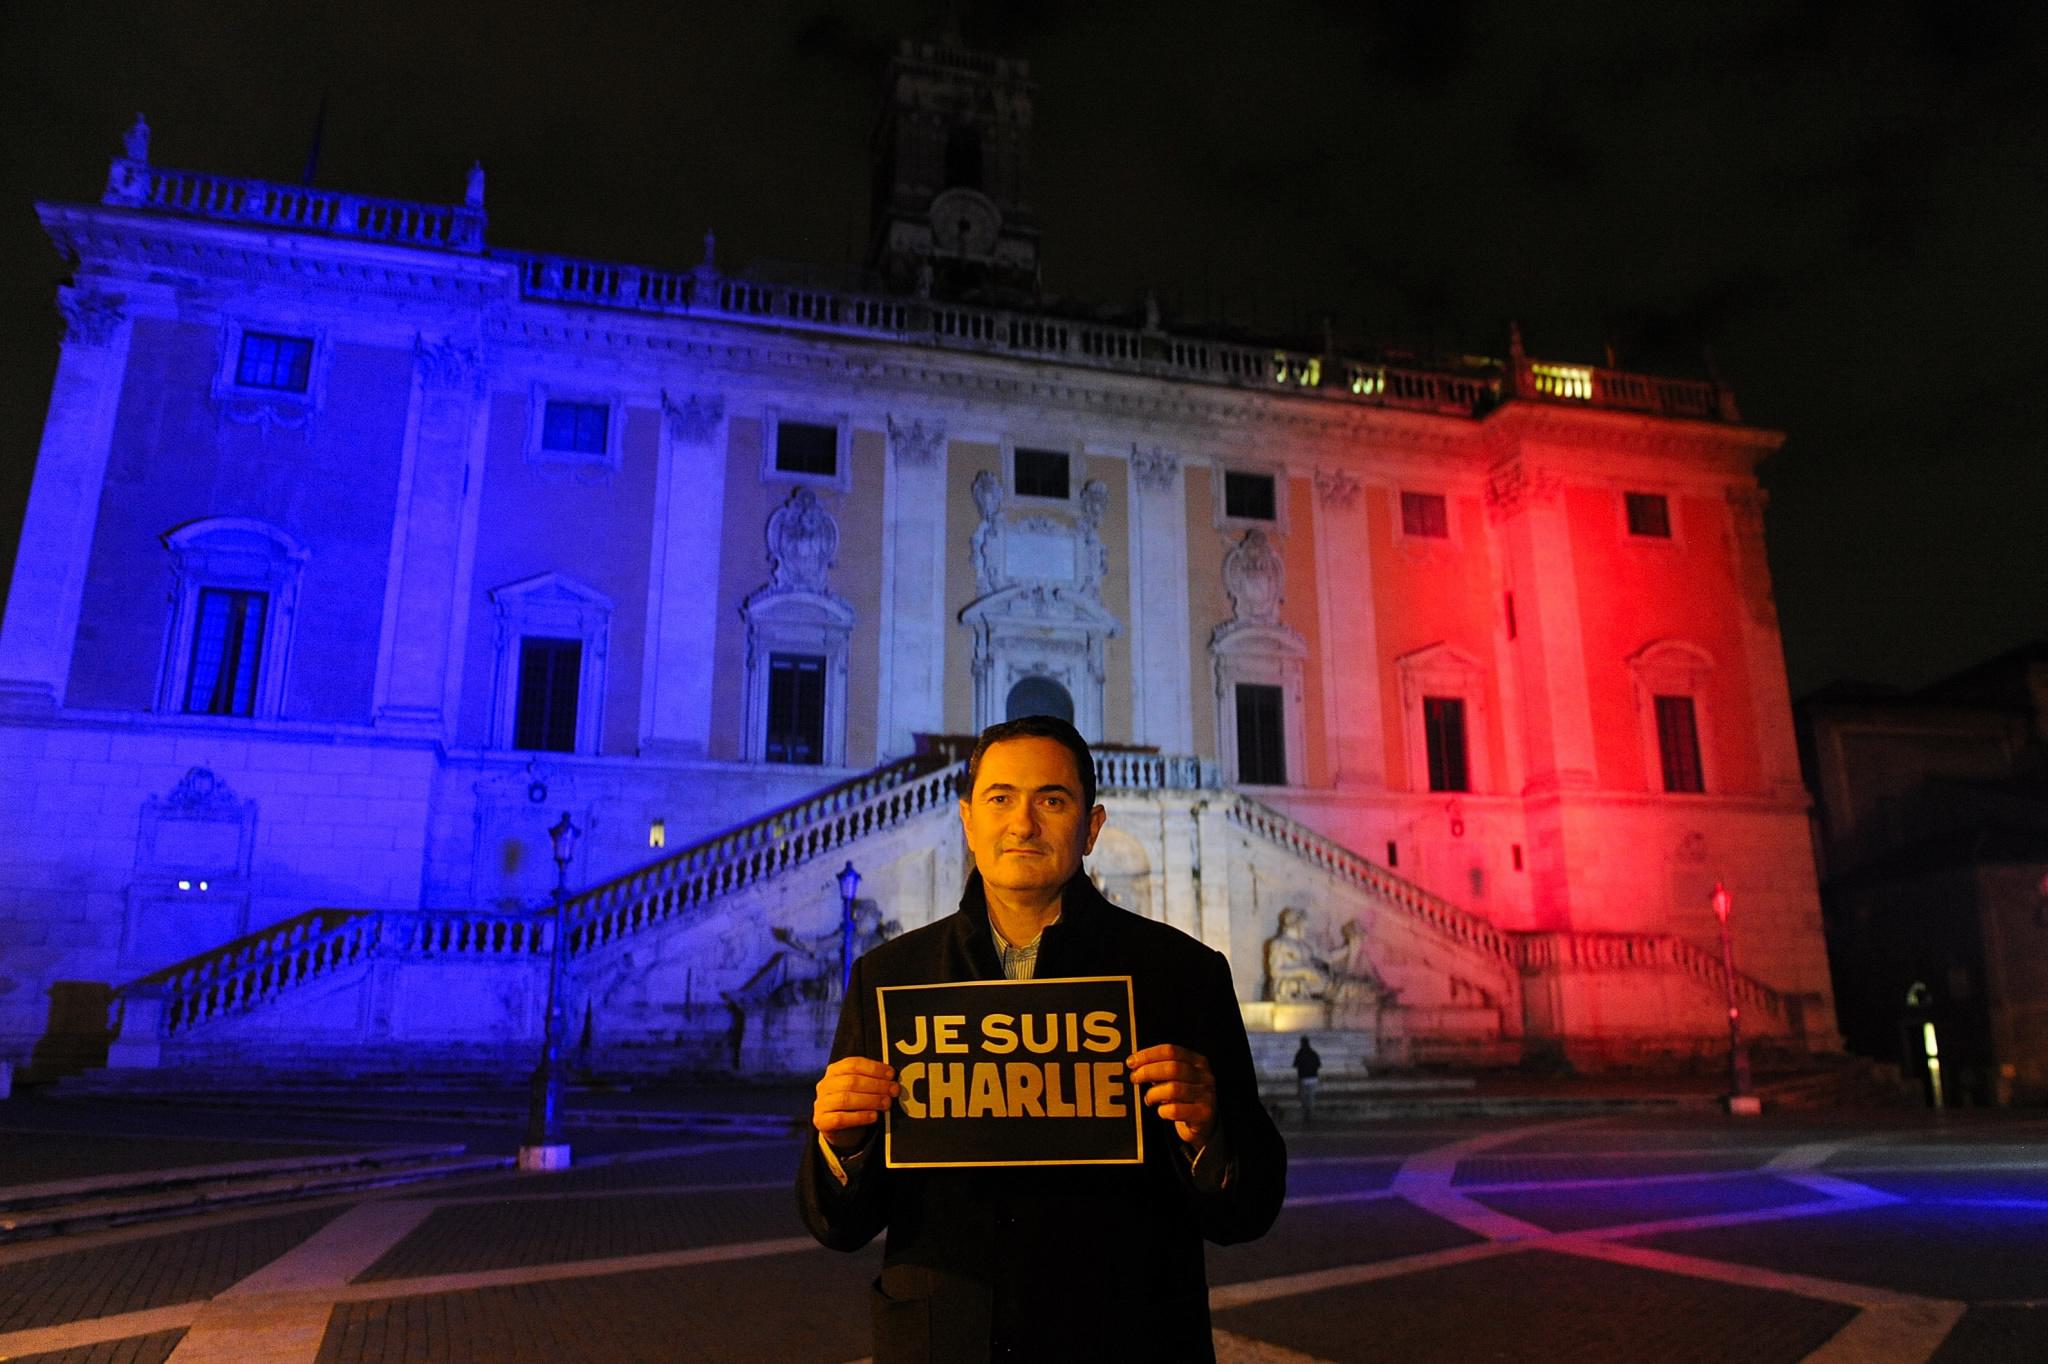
[1210,1249,1860,1363]
[1,1100,2045,1362]
[0,1208,340,1333]
[8,1329,188,1364]
[0,1132,349,1186]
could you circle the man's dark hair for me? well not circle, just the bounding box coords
[962,715,1098,810]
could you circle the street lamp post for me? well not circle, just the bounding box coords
[837,861,862,997]
[519,812,579,1171]
[1711,881,1757,1114]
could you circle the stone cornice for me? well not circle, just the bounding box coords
[37,201,518,308]
[1480,398,1783,470]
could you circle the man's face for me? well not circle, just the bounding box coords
[959,736,1106,899]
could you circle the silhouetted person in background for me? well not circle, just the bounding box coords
[1293,1036,1322,1126]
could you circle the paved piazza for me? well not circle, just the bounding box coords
[2,1108,2045,1362]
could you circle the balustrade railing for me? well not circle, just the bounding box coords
[1094,751,1215,793]
[1223,796,1518,961]
[561,751,967,957]
[105,163,484,251]
[127,905,554,1038]
[97,159,1734,424]
[1511,930,1789,1022]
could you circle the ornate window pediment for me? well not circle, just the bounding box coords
[1395,642,1491,794]
[1212,528,1308,787]
[961,470,1121,738]
[156,518,307,720]
[745,488,855,765]
[488,573,613,754]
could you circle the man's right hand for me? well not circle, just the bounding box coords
[813,1056,899,1151]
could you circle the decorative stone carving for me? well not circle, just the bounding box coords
[886,414,945,466]
[765,487,838,594]
[59,289,125,348]
[1314,468,1361,510]
[1262,908,1399,1020]
[1484,461,1564,522]
[162,766,242,817]
[413,334,483,395]
[662,390,726,444]
[970,470,1007,595]
[960,464,1121,735]
[1222,529,1284,626]
[123,113,151,163]
[465,160,486,211]
[1726,485,1768,540]
[1130,444,1179,492]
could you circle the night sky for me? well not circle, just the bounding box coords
[3,0,2043,698]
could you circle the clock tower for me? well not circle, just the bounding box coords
[867,38,1040,299]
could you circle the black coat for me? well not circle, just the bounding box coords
[796,871,1287,1363]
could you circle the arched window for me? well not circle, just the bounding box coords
[1006,675,1074,723]
[157,518,307,719]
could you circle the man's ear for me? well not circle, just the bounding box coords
[1083,804,1107,854]
[959,799,972,842]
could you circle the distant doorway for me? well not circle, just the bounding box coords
[1005,675,1074,724]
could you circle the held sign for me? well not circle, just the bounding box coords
[879,976,1143,1168]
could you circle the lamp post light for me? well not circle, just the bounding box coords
[837,861,862,997]
[519,812,580,1171]
[1711,881,1758,1115]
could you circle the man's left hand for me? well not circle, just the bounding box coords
[1127,1044,1218,1148]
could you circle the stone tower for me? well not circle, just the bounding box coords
[867,38,1040,299]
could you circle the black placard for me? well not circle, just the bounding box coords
[879,976,1143,1168]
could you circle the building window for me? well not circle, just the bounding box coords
[541,400,609,455]
[765,653,828,764]
[1014,447,1070,499]
[1627,640,1715,796]
[513,637,582,752]
[1655,694,1705,793]
[488,574,612,755]
[1224,471,1277,522]
[1424,695,1469,792]
[158,519,306,721]
[1397,644,1488,795]
[1401,491,1450,539]
[1626,492,1672,538]
[183,589,267,716]
[233,332,313,392]
[776,421,839,477]
[1235,683,1288,785]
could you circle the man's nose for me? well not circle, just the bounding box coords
[1003,800,1039,833]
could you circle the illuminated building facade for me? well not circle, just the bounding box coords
[0,43,1837,1078]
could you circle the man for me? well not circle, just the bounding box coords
[798,717,1286,1361]
[1292,1036,1322,1126]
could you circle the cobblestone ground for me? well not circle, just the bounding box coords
[3,1105,2046,1362]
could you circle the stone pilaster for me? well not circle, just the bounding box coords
[1128,445,1193,752]
[640,392,728,756]
[1485,459,1598,793]
[1725,485,1807,800]
[0,287,136,712]
[877,415,949,758]
[1313,468,1386,787]
[372,335,488,735]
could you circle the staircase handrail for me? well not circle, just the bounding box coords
[562,751,968,956]
[125,906,554,1037]
[1221,795,1518,962]
[1510,929,1791,1022]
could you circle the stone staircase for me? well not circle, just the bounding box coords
[95,745,1817,1078]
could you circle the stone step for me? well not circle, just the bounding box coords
[0,1146,510,1243]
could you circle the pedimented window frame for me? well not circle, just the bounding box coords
[156,518,308,720]
[488,573,613,755]
[1627,639,1716,795]
[1395,643,1491,794]
[742,589,854,766]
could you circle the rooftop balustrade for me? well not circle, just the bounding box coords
[94,156,1734,424]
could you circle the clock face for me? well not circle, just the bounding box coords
[928,187,1002,259]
